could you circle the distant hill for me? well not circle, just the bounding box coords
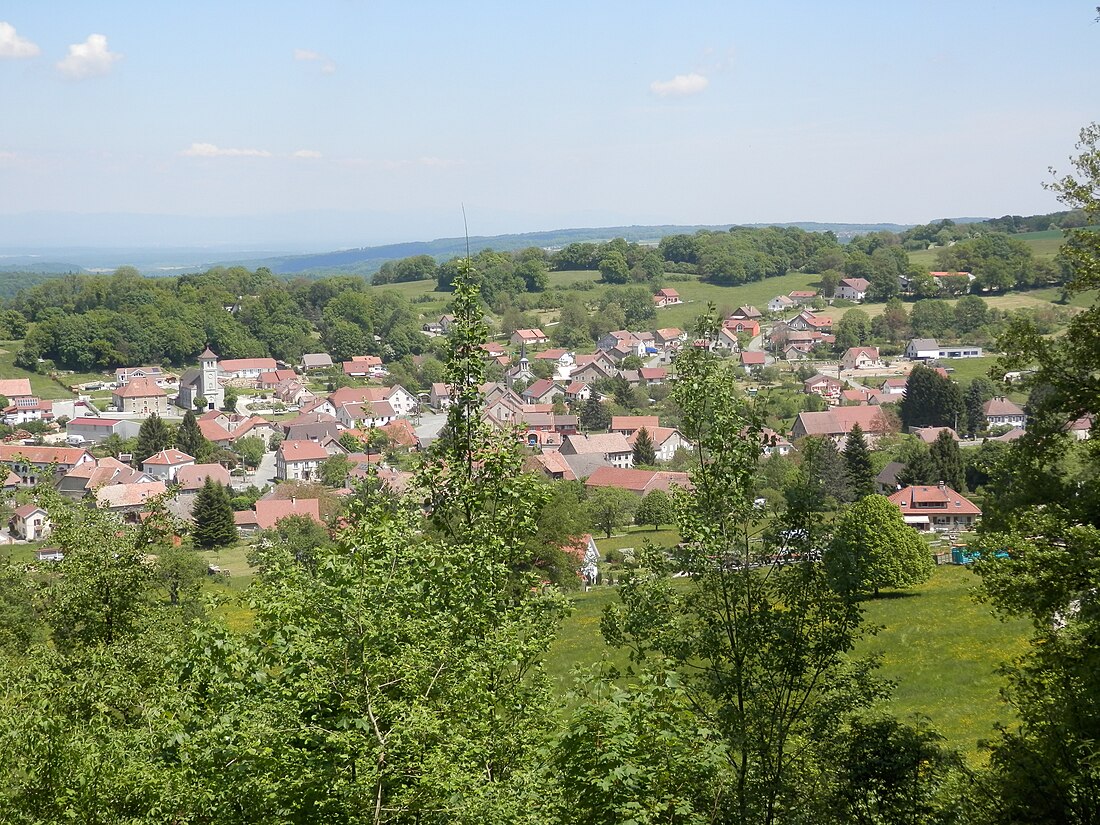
[234,222,922,277]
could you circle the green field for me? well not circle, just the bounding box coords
[547,564,1029,762]
[908,229,1065,270]
[0,340,106,400]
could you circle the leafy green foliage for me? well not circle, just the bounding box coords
[825,494,934,597]
[635,488,674,530]
[900,364,964,430]
[586,486,639,539]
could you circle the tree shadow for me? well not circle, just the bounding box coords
[858,590,920,602]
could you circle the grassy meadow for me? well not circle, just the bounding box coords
[547,563,1031,763]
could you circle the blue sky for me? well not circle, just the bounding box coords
[2,1,1098,247]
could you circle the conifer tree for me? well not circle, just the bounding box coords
[134,412,170,464]
[843,422,875,500]
[632,426,657,466]
[190,478,236,549]
[929,428,965,491]
[175,409,206,459]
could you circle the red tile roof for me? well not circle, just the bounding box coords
[584,466,691,493]
[278,440,330,462]
[143,448,195,466]
[888,485,981,516]
[113,377,166,398]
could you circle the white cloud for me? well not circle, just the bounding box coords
[649,72,709,98]
[0,22,40,58]
[293,48,336,74]
[0,150,16,161]
[292,149,323,159]
[181,142,273,158]
[56,33,121,79]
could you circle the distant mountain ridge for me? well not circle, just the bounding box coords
[236,222,923,276]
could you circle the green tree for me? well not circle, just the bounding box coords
[910,299,954,338]
[234,435,265,474]
[598,250,630,284]
[834,308,871,350]
[825,494,934,597]
[601,309,877,824]
[900,364,964,430]
[965,377,996,437]
[320,453,352,488]
[634,488,673,530]
[190,478,237,550]
[787,435,848,510]
[175,409,207,460]
[843,422,875,499]
[249,513,332,576]
[579,396,611,431]
[953,294,989,333]
[632,426,657,466]
[134,412,171,464]
[587,486,639,538]
[222,385,239,412]
[929,427,965,491]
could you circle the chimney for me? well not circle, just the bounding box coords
[291,496,296,505]
[938,480,946,490]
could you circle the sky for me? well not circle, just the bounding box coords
[1,1,1098,249]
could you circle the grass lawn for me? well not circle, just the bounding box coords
[547,563,1029,763]
[859,564,1030,761]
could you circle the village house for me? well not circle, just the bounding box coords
[723,317,761,338]
[768,295,796,313]
[879,377,908,396]
[429,382,452,410]
[638,367,667,386]
[521,378,564,406]
[141,449,196,483]
[337,400,396,429]
[888,483,982,533]
[740,351,767,374]
[788,290,818,305]
[218,357,280,383]
[905,338,984,360]
[258,369,299,390]
[330,385,418,418]
[300,353,333,371]
[790,406,889,445]
[560,432,634,473]
[983,396,1027,429]
[534,349,575,370]
[835,277,871,302]
[57,456,154,500]
[282,413,342,445]
[11,504,50,541]
[95,481,169,517]
[840,346,882,371]
[510,328,549,347]
[234,497,323,535]
[712,326,741,352]
[115,366,175,388]
[276,440,330,481]
[788,310,833,333]
[563,381,591,403]
[342,355,384,377]
[0,444,95,487]
[610,415,660,436]
[627,426,690,463]
[584,466,691,495]
[875,461,906,495]
[525,451,578,482]
[912,426,961,444]
[65,416,138,444]
[652,287,682,308]
[112,377,168,415]
[803,373,843,402]
[730,305,763,320]
[654,327,686,348]
[760,427,793,456]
